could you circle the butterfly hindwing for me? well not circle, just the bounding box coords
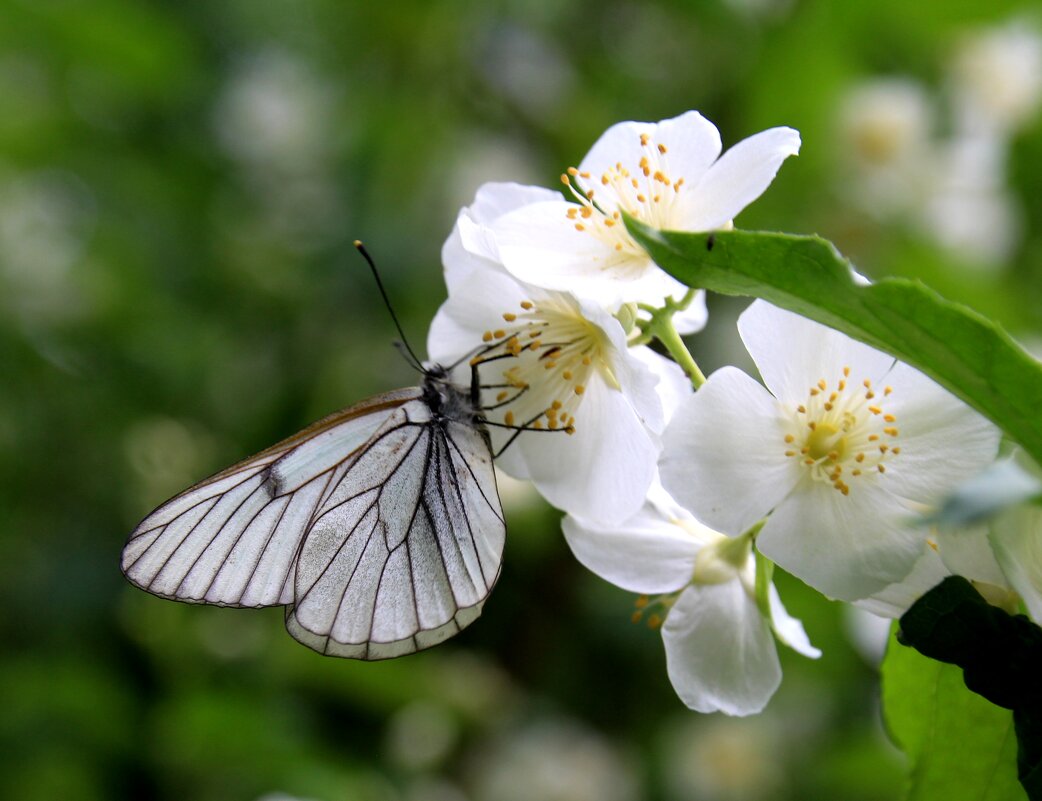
[286,397,506,660]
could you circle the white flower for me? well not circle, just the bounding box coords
[563,483,819,716]
[660,300,1001,601]
[951,19,1042,135]
[428,184,690,524]
[837,78,934,216]
[482,111,800,332]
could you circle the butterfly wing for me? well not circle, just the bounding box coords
[286,398,506,660]
[120,388,422,608]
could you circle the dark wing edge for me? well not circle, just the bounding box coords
[120,388,421,608]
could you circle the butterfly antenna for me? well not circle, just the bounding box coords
[354,240,424,372]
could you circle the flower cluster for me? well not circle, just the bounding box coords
[426,110,1009,716]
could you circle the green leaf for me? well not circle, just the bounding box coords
[882,628,1025,801]
[625,220,1042,467]
[896,576,1042,798]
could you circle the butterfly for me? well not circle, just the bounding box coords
[121,247,506,660]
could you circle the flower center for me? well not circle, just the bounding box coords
[473,295,618,434]
[559,131,687,269]
[782,366,901,495]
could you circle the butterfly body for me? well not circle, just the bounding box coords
[121,367,505,660]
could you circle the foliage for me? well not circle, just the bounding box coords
[3,1,1041,799]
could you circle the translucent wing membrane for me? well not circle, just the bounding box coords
[121,389,421,608]
[286,399,506,660]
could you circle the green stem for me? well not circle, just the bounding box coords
[637,291,707,389]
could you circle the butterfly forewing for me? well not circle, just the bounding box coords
[285,395,506,660]
[120,389,420,608]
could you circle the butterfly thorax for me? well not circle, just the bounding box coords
[422,365,480,426]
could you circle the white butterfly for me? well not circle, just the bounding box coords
[120,363,506,660]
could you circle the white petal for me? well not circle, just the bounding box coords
[934,524,1008,587]
[758,481,924,601]
[443,183,562,291]
[521,367,657,523]
[426,263,531,364]
[577,120,660,209]
[455,210,502,265]
[574,295,669,434]
[660,367,797,535]
[630,347,693,426]
[647,111,724,186]
[466,181,562,225]
[878,361,1000,503]
[682,126,801,231]
[492,200,636,305]
[662,583,781,716]
[738,300,895,404]
[853,541,950,618]
[767,584,821,658]
[579,111,723,197]
[562,505,698,594]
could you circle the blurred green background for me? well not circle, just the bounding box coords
[3,1,1041,799]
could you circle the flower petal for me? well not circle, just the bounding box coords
[444,183,564,291]
[853,542,949,618]
[648,111,724,186]
[767,584,821,658]
[660,367,798,535]
[467,181,562,225]
[758,480,924,601]
[630,347,693,427]
[878,361,1000,503]
[575,297,668,435]
[578,111,723,199]
[520,365,657,523]
[934,523,1007,587]
[562,504,698,594]
[491,200,639,306]
[737,300,895,404]
[662,583,781,716]
[427,261,531,363]
[683,126,801,231]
